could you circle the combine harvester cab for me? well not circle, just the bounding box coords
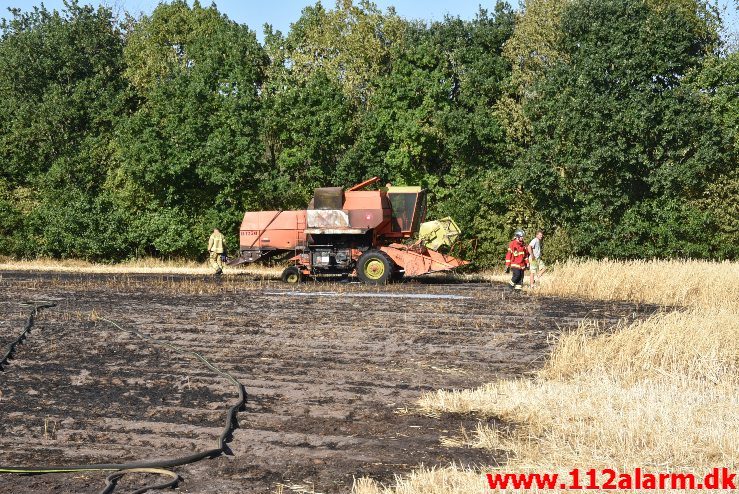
[230,177,469,284]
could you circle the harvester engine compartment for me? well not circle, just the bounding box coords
[310,247,353,270]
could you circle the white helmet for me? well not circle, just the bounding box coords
[514,229,525,238]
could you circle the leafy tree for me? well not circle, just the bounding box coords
[341,4,517,264]
[497,0,572,147]
[518,0,732,258]
[693,51,739,257]
[342,20,452,185]
[0,2,126,185]
[286,0,405,105]
[260,70,354,207]
[113,1,267,257]
[0,1,128,258]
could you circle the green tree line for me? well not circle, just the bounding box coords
[0,0,736,264]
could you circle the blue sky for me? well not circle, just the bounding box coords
[1,0,737,41]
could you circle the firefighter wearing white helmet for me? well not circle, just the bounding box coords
[505,229,529,291]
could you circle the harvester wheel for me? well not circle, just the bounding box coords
[356,250,393,285]
[281,266,303,284]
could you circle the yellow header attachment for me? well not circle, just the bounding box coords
[418,217,462,251]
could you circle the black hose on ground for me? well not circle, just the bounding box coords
[0,302,56,371]
[101,468,180,494]
[0,304,248,494]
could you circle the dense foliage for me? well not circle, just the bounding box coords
[0,0,736,263]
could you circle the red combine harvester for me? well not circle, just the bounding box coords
[229,177,469,284]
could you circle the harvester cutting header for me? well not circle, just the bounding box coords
[229,177,469,284]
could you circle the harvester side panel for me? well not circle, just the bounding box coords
[343,191,391,230]
[239,210,306,251]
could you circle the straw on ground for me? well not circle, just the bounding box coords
[356,259,739,494]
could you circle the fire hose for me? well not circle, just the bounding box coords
[0,301,57,372]
[0,302,247,493]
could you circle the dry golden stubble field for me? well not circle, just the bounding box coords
[356,259,739,494]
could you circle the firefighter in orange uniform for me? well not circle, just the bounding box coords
[505,229,528,291]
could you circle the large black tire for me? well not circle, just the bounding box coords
[356,250,393,285]
[281,266,303,284]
